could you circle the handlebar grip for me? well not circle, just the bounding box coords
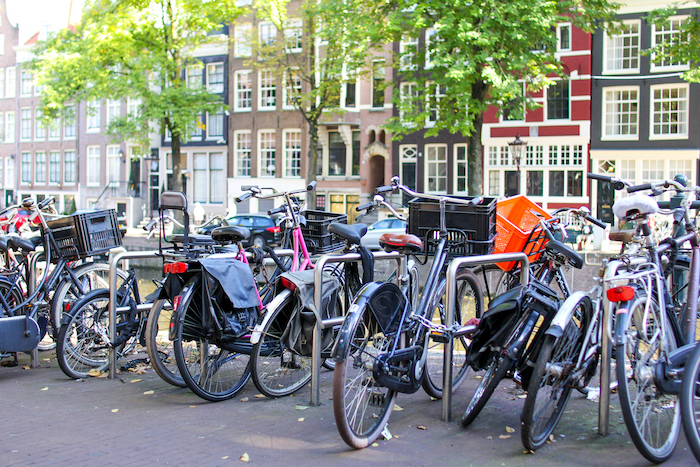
[144,218,158,231]
[356,203,375,212]
[236,192,253,203]
[627,183,652,193]
[585,214,607,229]
[268,205,286,216]
[469,196,483,206]
[587,173,612,182]
[38,196,55,209]
[375,185,395,194]
[306,181,317,191]
[658,200,700,210]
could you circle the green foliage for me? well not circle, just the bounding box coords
[647,3,700,82]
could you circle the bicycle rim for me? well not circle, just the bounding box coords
[145,298,184,387]
[681,342,700,463]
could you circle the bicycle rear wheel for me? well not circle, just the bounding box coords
[173,279,251,402]
[333,302,397,449]
[251,291,312,398]
[615,290,680,463]
[422,269,482,399]
[145,298,184,387]
[460,352,512,428]
[681,342,700,463]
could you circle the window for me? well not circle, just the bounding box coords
[20,71,32,96]
[259,22,277,46]
[650,84,688,138]
[330,194,360,219]
[5,111,13,143]
[127,98,140,116]
[190,114,203,140]
[344,78,356,108]
[259,70,276,109]
[87,99,100,132]
[400,145,418,202]
[235,131,251,177]
[49,151,60,184]
[547,80,569,119]
[285,19,303,52]
[352,130,360,176]
[259,131,276,177]
[643,160,664,184]
[549,172,564,196]
[234,70,252,111]
[372,60,385,108]
[34,109,45,140]
[527,145,544,166]
[669,159,693,185]
[35,152,46,184]
[20,152,30,184]
[5,157,12,188]
[64,150,76,184]
[426,81,444,125]
[455,144,468,192]
[193,153,207,204]
[283,70,302,109]
[107,99,120,125]
[206,111,224,140]
[567,171,583,196]
[87,146,100,186]
[107,145,120,183]
[49,117,60,140]
[488,170,500,197]
[399,35,418,70]
[619,159,634,183]
[64,107,76,139]
[425,144,447,192]
[425,27,437,68]
[557,23,571,51]
[527,171,543,196]
[5,67,15,98]
[328,131,346,176]
[604,21,640,73]
[603,87,638,139]
[186,65,203,88]
[399,82,418,123]
[209,153,224,203]
[652,17,689,71]
[207,63,224,93]
[20,108,31,140]
[234,23,252,57]
[284,130,302,178]
[0,67,5,98]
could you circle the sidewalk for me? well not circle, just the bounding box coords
[1,350,696,466]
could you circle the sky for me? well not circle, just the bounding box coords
[6,0,85,43]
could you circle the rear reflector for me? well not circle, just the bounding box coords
[606,286,635,302]
[172,295,183,311]
[266,226,281,233]
[280,276,297,291]
[164,262,188,274]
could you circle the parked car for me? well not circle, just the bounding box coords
[197,213,282,248]
[360,218,407,250]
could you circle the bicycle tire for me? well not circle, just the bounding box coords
[615,290,681,463]
[460,352,512,428]
[172,279,251,402]
[145,298,184,387]
[681,341,700,463]
[422,269,483,399]
[250,291,313,397]
[333,301,398,449]
[50,261,129,331]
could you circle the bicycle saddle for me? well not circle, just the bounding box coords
[608,229,634,243]
[612,194,658,219]
[8,235,39,253]
[210,225,251,244]
[379,232,423,254]
[544,239,584,269]
[328,223,367,245]
[169,233,216,245]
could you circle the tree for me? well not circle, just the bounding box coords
[30,0,243,193]
[383,0,619,195]
[648,3,700,82]
[245,0,390,209]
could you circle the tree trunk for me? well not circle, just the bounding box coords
[170,132,183,193]
[306,123,319,210]
[468,82,486,196]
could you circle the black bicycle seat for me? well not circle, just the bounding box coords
[8,235,38,253]
[169,234,216,246]
[328,223,367,245]
[211,226,251,244]
[545,239,584,269]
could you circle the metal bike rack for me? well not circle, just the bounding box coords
[310,251,402,406]
[443,252,529,422]
[28,250,45,368]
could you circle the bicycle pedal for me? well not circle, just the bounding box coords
[430,330,449,344]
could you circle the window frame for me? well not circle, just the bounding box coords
[603,20,641,75]
[258,129,276,178]
[206,62,224,94]
[602,86,639,141]
[651,16,690,72]
[234,130,252,177]
[649,83,689,140]
[234,70,252,111]
[283,129,302,178]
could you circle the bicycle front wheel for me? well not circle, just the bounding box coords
[333,302,397,449]
[145,298,184,387]
[460,352,512,428]
[615,290,681,463]
[251,291,312,398]
[681,341,700,463]
[422,269,483,399]
[173,280,251,402]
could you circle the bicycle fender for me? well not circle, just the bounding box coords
[249,288,292,345]
[545,291,589,339]
[331,282,381,362]
[613,302,633,347]
[169,275,201,341]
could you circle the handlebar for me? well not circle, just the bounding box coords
[587,173,630,191]
[585,214,607,229]
[627,183,653,193]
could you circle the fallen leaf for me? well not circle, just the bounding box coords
[130,379,142,383]
[221,456,229,460]
[505,426,515,433]
[417,425,427,430]
[240,453,250,462]
[430,396,438,401]
[393,404,404,411]
[40,387,48,391]
[524,450,535,455]
[143,390,155,395]
[298,418,305,422]
[111,409,119,413]
[498,435,511,439]
[371,443,379,447]
[88,369,102,377]
[22,366,30,370]
[254,394,266,398]
[189,406,196,408]
[487,436,493,440]
[475,375,483,380]
[295,405,310,410]
[240,397,249,402]
[97,372,108,378]
[517,394,527,399]
[42,358,51,362]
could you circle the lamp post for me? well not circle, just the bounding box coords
[508,133,527,194]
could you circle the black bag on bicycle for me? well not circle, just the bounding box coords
[277,269,339,357]
[199,256,260,339]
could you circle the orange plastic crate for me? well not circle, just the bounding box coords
[493,195,552,271]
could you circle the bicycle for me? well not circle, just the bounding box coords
[331,176,487,449]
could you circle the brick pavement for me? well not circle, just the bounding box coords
[0,350,697,467]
